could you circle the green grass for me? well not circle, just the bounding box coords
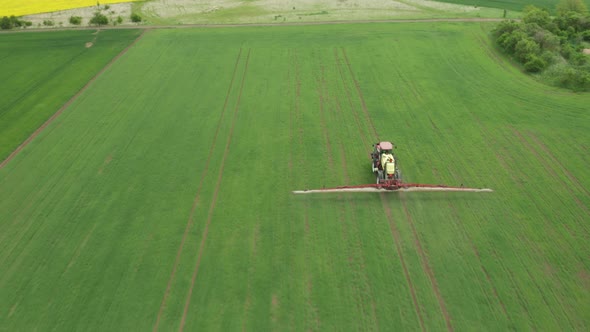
[0,29,142,161]
[1,23,589,331]
[433,0,590,12]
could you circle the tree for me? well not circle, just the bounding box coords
[69,16,82,25]
[498,30,528,53]
[555,11,587,33]
[493,20,520,38]
[533,29,561,51]
[515,38,540,62]
[131,13,142,23]
[90,12,108,26]
[0,16,12,30]
[556,0,588,15]
[523,6,551,29]
[10,16,23,28]
[524,55,547,72]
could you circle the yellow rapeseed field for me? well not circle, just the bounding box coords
[0,0,137,17]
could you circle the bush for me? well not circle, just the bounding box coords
[131,13,142,23]
[541,51,557,65]
[116,16,123,24]
[90,12,108,26]
[524,55,547,72]
[42,19,54,26]
[69,16,82,25]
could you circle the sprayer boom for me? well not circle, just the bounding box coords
[292,141,493,194]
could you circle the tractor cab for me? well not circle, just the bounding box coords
[371,141,399,183]
[371,141,394,163]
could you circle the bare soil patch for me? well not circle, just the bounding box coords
[583,49,590,55]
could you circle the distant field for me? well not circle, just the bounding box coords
[0,29,141,162]
[0,0,138,17]
[135,0,517,25]
[1,23,589,331]
[433,0,590,12]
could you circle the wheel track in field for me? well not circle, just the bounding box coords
[505,267,535,328]
[0,29,148,171]
[526,131,590,198]
[178,48,251,332]
[316,54,370,323]
[510,126,590,221]
[342,46,454,330]
[152,47,244,332]
[337,47,426,331]
[434,50,588,324]
[314,56,335,170]
[380,196,426,331]
[520,238,575,329]
[400,197,454,331]
[473,117,587,327]
[446,202,511,321]
[488,128,582,327]
[333,48,368,148]
[425,111,512,323]
[341,48,379,141]
[315,56,370,326]
[425,118,506,321]
[292,50,321,330]
[324,57,380,330]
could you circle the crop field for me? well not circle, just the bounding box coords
[1,23,589,331]
[0,0,139,17]
[135,0,516,25]
[0,29,142,163]
[434,0,590,12]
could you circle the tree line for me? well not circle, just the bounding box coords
[1,7,142,30]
